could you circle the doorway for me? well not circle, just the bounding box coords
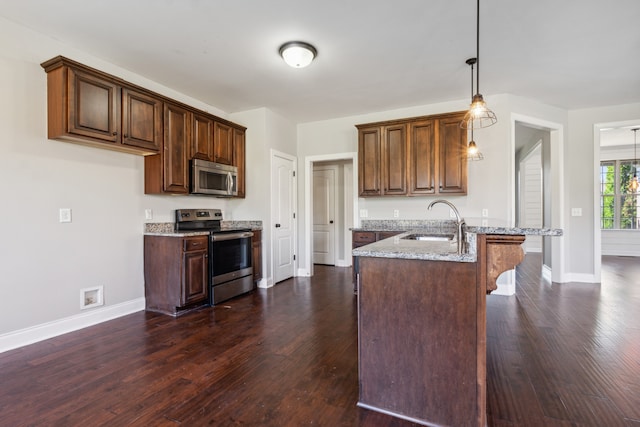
[512,115,565,284]
[313,165,338,265]
[304,153,358,277]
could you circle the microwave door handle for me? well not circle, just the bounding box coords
[227,172,232,194]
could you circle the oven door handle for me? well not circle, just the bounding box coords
[212,231,254,241]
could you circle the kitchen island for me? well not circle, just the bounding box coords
[352,224,561,427]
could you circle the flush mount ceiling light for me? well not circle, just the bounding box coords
[460,0,497,130]
[630,128,639,192]
[279,41,317,68]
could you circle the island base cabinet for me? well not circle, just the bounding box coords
[357,257,484,427]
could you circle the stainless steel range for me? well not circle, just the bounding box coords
[175,209,254,305]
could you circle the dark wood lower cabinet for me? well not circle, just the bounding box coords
[351,230,403,291]
[356,233,527,427]
[252,229,262,282]
[144,235,209,316]
[358,257,481,427]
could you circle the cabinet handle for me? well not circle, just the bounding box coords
[275,223,281,228]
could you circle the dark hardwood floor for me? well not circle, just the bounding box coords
[1,255,638,426]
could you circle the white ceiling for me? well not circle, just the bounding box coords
[1,0,639,124]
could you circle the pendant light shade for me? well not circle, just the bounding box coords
[631,128,639,192]
[460,0,496,130]
[279,41,317,68]
[467,126,484,161]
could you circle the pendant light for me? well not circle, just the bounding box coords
[464,58,484,160]
[467,126,484,161]
[630,128,639,192]
[461,0,497,129]
[279,41,317,68]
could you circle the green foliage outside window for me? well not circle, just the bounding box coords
[600,160,638,229]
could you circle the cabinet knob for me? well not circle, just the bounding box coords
[330,220,334,224]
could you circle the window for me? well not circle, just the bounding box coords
[600,160,639,229]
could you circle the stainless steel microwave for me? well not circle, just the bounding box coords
[190,159,238,197]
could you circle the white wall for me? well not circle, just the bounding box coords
[568,103,640,280]
[0,18,239,345]
[228,108,297,287]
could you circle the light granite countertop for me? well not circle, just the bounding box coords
[144,220,262,237]
[352,219,562,262]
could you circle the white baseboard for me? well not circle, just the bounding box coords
[257,278,271,288]
[297,268,311,277]
[335,259,351,268]
[0,297,145,354]
[563,272,598,284]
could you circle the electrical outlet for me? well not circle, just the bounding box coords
[571,208,582,217]
[145,209,153,220]
[59,208,72,223]
[482,209,489,217]
[393,209,399,218]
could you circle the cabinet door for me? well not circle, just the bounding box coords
[213,121,234,165]
[408,119,436,195]
[182,249,208,305]
[191,113,214,161]
[122,88,161,153]
[233,127,246,198]
[358,126,382,196]
[163,103,190,194]
[67,68,120,143]
[438,115,467,194]
[382,124,408,195]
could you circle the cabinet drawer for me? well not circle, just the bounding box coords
[353,231,376,245]
[377,231,402,240]
[183,236,208,252]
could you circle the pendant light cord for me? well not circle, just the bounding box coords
[476,0,480,96]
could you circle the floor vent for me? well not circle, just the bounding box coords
[80,286,104,310]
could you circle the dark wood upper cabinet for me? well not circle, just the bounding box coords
[213,121,234,165]
[438,115,468,194]
[67,68,120,144]
[408,119,436,195]
[358,126,382,196]
[190,113,214,161]
[42,56,159,155]
[382,123,408,196]
[122,88,162,152]
[233,127,246,198]
[42,56,248,197]
[162,103,190,194]
[357,111,467,197]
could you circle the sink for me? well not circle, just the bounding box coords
[402,233,455,242]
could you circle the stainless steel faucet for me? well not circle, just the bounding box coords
[427,199,465,254]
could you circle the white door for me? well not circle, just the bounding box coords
[272,152,296,283]
[313,167,337,265]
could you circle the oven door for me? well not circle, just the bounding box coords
[210,231,253,285]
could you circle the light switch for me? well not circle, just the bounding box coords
[359,209,368,218]
[145,209,153,220]
[571,208,582,217]
[393,209,399,218]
